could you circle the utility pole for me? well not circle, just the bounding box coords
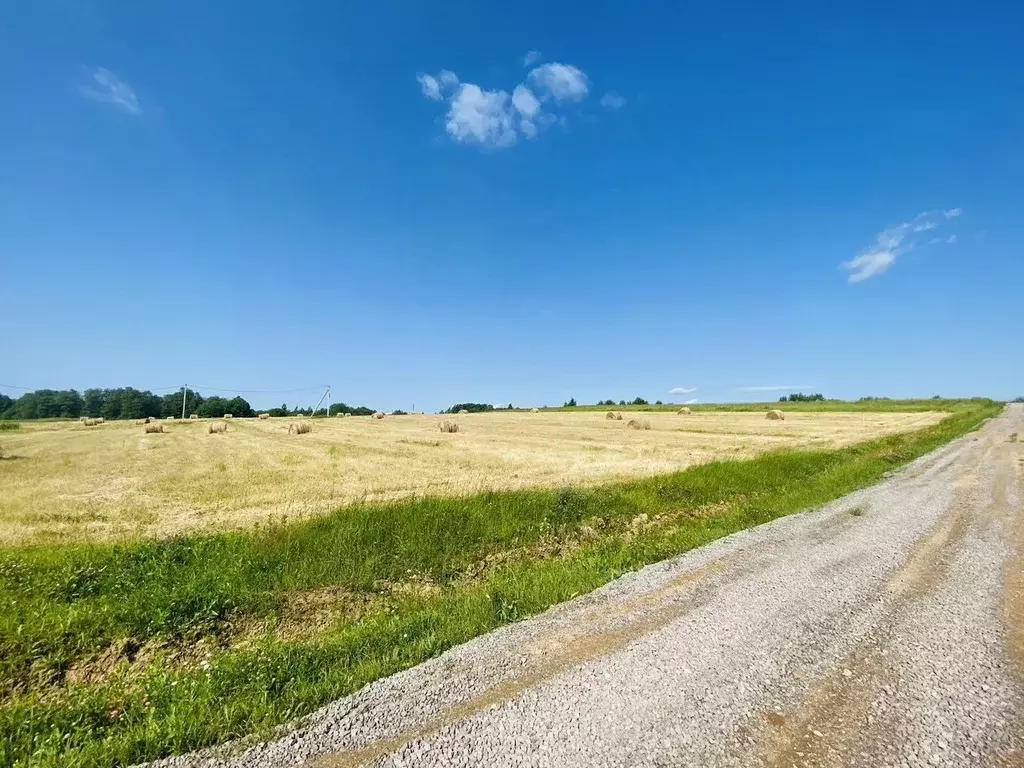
[181,384,187,420]
[310,384,331,417]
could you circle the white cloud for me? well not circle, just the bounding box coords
[600,91,626,109]
[417,70,458,101]
[511,84,542,138]
[418,61,592,149]
[523,50,542,67]
[527,63,589,102]
[512,85,541,118]
[841,208,963,283]
[80,67,141,115]
[669,387,697,395]
[928,234,958,245]
[417,74,442,101]
[683,398,699,405]
[735,385,814,392]
[445,83,517,148]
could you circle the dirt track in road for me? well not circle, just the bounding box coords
[153,405,1024,768]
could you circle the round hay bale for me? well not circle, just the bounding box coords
[189,414,199,420]
[606,411,623,421]
[439,420,460,433]
[223,413,233,420]
[208,421,228,434]
[677,407,692,415]
[289,422,312,435]
[765,409,785,421]
[144,423,164,434]
[626,418,652,430]
[258,413,270,420]
[530,408,539,414]
[373,411,385,420]
[458,409,469,415]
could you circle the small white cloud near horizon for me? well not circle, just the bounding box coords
[80,68,141,115]
[669,387,697,395]
[523,50,542,67]
[600,91,626,109]
[417,61,592,149]
[735,385,814,392]
[683,398,699,405]
[841,208,963,283]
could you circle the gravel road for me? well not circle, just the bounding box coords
[153,405,1024,768]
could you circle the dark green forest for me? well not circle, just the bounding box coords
[0,389,377,421]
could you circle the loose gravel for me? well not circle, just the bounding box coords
[148,405,1024,768]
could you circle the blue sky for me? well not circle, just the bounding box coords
[2,1,1022,411]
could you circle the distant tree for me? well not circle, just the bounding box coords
[631,397,648,406]
[10,389,85,419]
[1013,396,1024,403]
[932,394,942,399]
[0,394,13,418]
[782,393,825,402]
[654,400,663,405]
[564,398,577,407]
[82,389,105,417]
[446,403,495,414]
[619,400,626,406]
[391,409,408,415]
[507,403,513,410]
[329,401,375,416]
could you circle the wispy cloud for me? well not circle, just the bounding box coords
[928,234,958,245]
[80,67,141,115]
[683,398,699,405]
[600,91,626,110]
[669,387,697,395]
[735,385,814,392]
[416,60,592,149]
[416,70,458,101]
[523,50,542,67]
[841,208,963,283]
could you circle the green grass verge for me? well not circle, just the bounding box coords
[545,397,995,413]
[0,399,1001,767]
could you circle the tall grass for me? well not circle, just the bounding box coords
[0,399,1001,767]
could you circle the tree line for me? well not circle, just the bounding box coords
[778,393,826,402]
[0,389,377,421]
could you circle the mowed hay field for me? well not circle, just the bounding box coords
[0,410,945,544]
